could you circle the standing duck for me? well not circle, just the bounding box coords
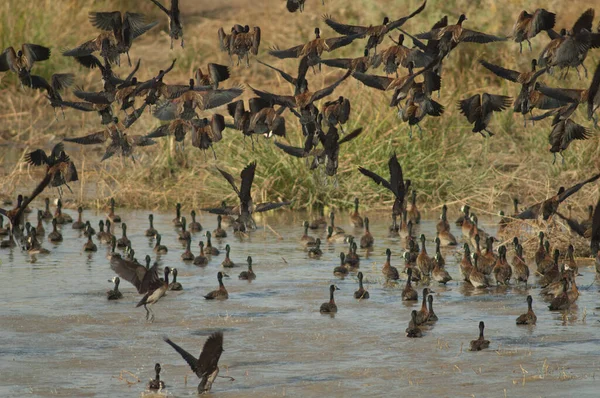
[416,234,433,277]
[354,272,369,299]
[415,288,431,325]
[178,216,191,242]
[136,267,170,322]
[41,198,53,219]
[359,217,374,248]
[512,242,529,286]
[204,272,229,300]
[301,221,316,245]
[516,295,537,325]
[83,228,98,252]
[308,238,323,258]
[48,218,63,242]
[492,245,512,285]
[97,220,112,244]
[432,253,452,284]
[35,210,45,235]
[319,284,339,313]
[469,253,490,288]
[426,295,438,323]
[460,244,473,282]
[469,321,491,351]
[239,256,256,280]
[309,204,327,229]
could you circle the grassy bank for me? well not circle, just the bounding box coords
[0,0,599,217]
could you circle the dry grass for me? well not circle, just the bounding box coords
[0,0,599,217]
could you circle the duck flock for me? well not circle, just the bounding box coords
[2,0,600,394]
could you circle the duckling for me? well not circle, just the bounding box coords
[329,211,345,235]
[415,288,431,325]
[469,253,490,288]
[153,233,168,254]
[436,204,450,232]
[354,272,369,299]
[416,234,433,275]
[48,218,63,242]
[145,214,157,237]
[221,244,235,267]
[194,241,209,266]
[181,236,194,261]
[83,228,98,252]
[382,248,400,280]
[333,252,349,277]
[178,216,191,242]
[388,214,400,237]
[492,245,512,285]
[213,215,227,238]
[320,284,339,314]
[41,198,53,219]
[97,220,112,243]
[469,321,490,351]
[107,198,121,223]
[189,210,203,232]
[426,295,438,323]
[406,310,423,338]
[148,363,165,390]
[460,244,473,282]
[308,238,323,258]
[512,243,529,286]
[407,190,421,224]
[83,221,96,237]
[432,253,452,284]
[309,204,327,229]
[205,231,220,255]
[72,206,85,229]
[107,276,123,300]
[204,272,229,300]
[350,197,364,228]
[359,217,374,248]
[300,221,316,245]
[169,268,183,291]
[239,256,256,280]
[172,202,182,227]
[35,210,45,235]
[402,268,418,301]
[327,226,350,243]
[116,223,130,248]
[516,295,537,325]
[548,279,570,310]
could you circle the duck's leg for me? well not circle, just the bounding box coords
[417,124,423,139]
[408,125,413,140]
[144,304,150,320]
[576,67,582,80]
[552,152,557,165]
[181,36,185,49]
[211,146,217,160]
[527,40,532,52]
[519,42,523,54]
[170,37,174,50]
[149,306,155,322]
[582,64,588,79]
[484,128,494,137]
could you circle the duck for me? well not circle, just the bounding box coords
[35,211,45,235]
[565,244,578,275]
[359,217,374,248]
[169,268,183,291]
[178,216,191,242]
[153,234,168,254]
[116,223,130,248]
[103,220,116,242]
[194,241,209,266]
[0,215,8,236]
[204,272,229,300]
[516,295,537,325]
[319,284,339,313]
[433,238,445,266]
[512,9,556,53]
[548,279,570,311]
[345,241,360,268]
[308,238,323,258]
[469,253,490,288]
[72,206,85,229]
[327,226,350,243]
[402,268,418,301]
[534,232,548,269]
[300,221,316,245]
[163,331,224,394]
[458,93,512,137]
[333,252,349,277]
[205,231,220,255]
[83,228,98,252]
[437,225,457,246]
[0,226,16,248]
[432,253,452,284]
[469,321,491,351]
[436,204,450,232]
[213,215,227,238]
[145,214,157,237]
[309,204,327,229]
[492,245,512,285]
[426,295,438,323]
[41,198,53,219]
[350,198,364,228]
[382,248,400,280]
[221,244,235,268]
[388,214,400,237]
[403,250,421,281]
[354,272,369,299]
[459,206,473,237]
[329,211,345,235]
[415,288,431,325]
[173,203,182,227]
[27,228,50,254]
[83,221,96,237]
[97,220,112,243]
[48,218,63,242]
[407,190,421,224]
[540,249,561,287]
[54,199,72,224]
[181,236,194,261]
[406,310,423,338]
[416,234,433,276]
[136,267,170,322]
[107,277,123,300]
[512,242,529,286]
[147,363,165,390]
[189,210,202,232]
[460,244,473,282]
[107,198,121,223]
[239,256,256,280]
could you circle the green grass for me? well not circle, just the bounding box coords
[0,0,599,217]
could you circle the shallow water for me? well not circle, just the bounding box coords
[1,208,599,397]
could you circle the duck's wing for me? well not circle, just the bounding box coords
[51,74,75,92]
[268,43,305,59]
[24,149,50,167]
[385,0,428,32]
[163,337,201,375]
[572,8,594,34]
[481,93,512,114]
[588,62,600,120]
[22,44,51,66]
[207,63,230,88]
[479,60,520,82]
[458,94,481,124]
[0,47,17,72]
[257,59,296,86]
[254,201,291,213]
[388,152,404,199]
[239,161,257,205]
[557,172,600,204]
[216,167,240,196]
[537,87,582,103]
[26,74,52,92]
[249,85,296,108]
[459,29,507,43]
[322,15,369,35]
[63,130,109,145]
[310,70,351,102]
[358,166,392,191]
[591,197,600,254]
[110,256,152,293]
[529,9,556,37]
[352,71,393,91]
[148,0,170,15]
[324,34,363,52]
[319,57,355,70]
[562,119,590,143]
[73,89,115,105]
[153,100,178,120]
[274,141,308,158]
[338,127,363,145]
[197,331,224,377]
[198,87,244,110]
[62,39,101,57]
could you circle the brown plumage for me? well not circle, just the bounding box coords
[516,295,537,325]
[469,321,490,351]
[512,9,556,52]
[458,93,512,137]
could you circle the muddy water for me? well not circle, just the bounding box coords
[1,208,599,397]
